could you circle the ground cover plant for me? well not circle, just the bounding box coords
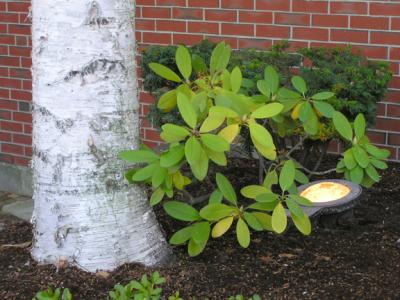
[120,42,391,257]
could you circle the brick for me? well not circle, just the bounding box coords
[392,18,400,31]
[173,7,203,20]
[221,23,254,36]
[136,0,155,4]
[0,120,22,132]
[0,131,11,142]
[188,0,219,8]
[0,3,5,11]
[0,13,19,23]
[24,146,32,157]
[0,78,21,89]
[8,24,30,35]
[23,123,31,134]
[157,0,185,6]
[0,100,17,110]
[331,29,368,44]
[10,90,31,101]
[9,46,30,57]
[21,57,31,68]
[13,111,31,123]
[143,32,172,44]
[275,13,310,26]
[386,104,400,118]
[0,35,14,44]
[18,101,30,112]
[350,16,389,30]
[367,131,386,145]
[256,25,290,39]
[0,153,14,164]
[0,67,8,77]
[375,117,400,132]
[0,56,19,67]
[22,79,31,90]
[173,33,203,45]
[136,19,155,31]
[239,11,273,24]
[238,38,272,50]
[9,68,31,79]
[1,143,24,155]
[14,156,30,166]
[257,0,290,11]
[293,27,328,42]
[371,32,400,46]
[312,14,348,28]
[144,129,161,141]
[352,45,388,60]
[388,133,400,146]
[12,133,31,145]
[157,20,186,32]
[142,7,171,19]
[370,3,400,16]
[205,9,236,22]
[0,45,7,55]
[0,110,11,120]
[292,0,327,13]
[206,36,238,48]
[188,22,219,34]
[390,48,400,60]
[7,2,30,13]
[221,0,253,9]
[330,2,367,15]
[139,92,156,104]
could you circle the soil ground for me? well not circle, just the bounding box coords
[0,156,399,299]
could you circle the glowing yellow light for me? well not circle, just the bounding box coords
[300,181,351,203]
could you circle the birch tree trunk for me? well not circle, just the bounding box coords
[31,0,170,272]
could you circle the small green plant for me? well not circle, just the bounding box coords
[109,271,166,300]
[33,288,72,300]
[121,42,390,257]
[168,291,184,300]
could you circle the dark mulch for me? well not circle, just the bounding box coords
[1,156,400,300]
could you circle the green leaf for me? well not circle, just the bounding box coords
[354,114,366,140]
[161,123,190,143]
[303,110,319,135]
[190,147,209,181]
[264,66,280,94]
[353,145,369,168]
[263,170,278,189]
[209,189,223,204]
[252,212,273,231]
[349,165,364,184]
[294,169,309,184]
[176,45,192,80]
[286,198,304,218]
[200,203,235,221]
[119,150,159,164]
[201,134,230,152]
[200,115,225,133]
[279,160,296,191]
[163,201,200,222]
[212,216,233,238]
[230,66,242,93]
[216,172,237,205]
[289,194,313,207]
[209,105,239,118]
[292,213,312,235]
[249,123,276,160]
[132,164,158,182]
[170,226,192,245]
[298,101,313,122]
[152,167,167,188]
[244,212,263,231]
[257,80,271,97]
[185,136,202,165]
[255,192,279,203]
[251,103,284,119]
[344,149,357,170]
[313,101,335,118]
[203,146,227,166]
[365,164,380,182]
[365,144,391,159]
[240,185,270,199]
[160,145,185,168]
[272,202,287,234]
[311,91,335,100]
[291,76,307,94]
[149,63,181,82]
[188,238,207,257]
[332,111,353,141]
[210,42,231,74]
[150,188,165,206]
[192,54,207,73]
[177,92,197,129]
[236,218,250,248]
[370,158,388,170]
[191,222,210,244]
[218,124,240,143]
[158,89,177,112]
[248,202,277,211]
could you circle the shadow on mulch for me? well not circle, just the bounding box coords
[0,156,399,299]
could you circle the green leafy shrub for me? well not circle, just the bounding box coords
[33,288,72,300]
[122,42,390,257]
[299,47,392,124]
[109,271,166,300]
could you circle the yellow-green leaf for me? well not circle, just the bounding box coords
[236,218,250,248]
[212,216,234,238]
[177,92,197,129]
[201,134,230,152]
[158,90,177,112]
[292,213,311,235]
[272,202,287,234]
[176,45,192,80]
[251,103,284,119]
[240,185,270,199]
[149,63,181,82]
[200,115,225,133]
[218,124,240,143]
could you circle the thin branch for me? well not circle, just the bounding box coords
[287,154,336,176]
[286,136,305,157]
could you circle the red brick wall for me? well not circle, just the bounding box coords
[1,1,400,166]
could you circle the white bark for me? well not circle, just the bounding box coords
[31,0,170,272]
